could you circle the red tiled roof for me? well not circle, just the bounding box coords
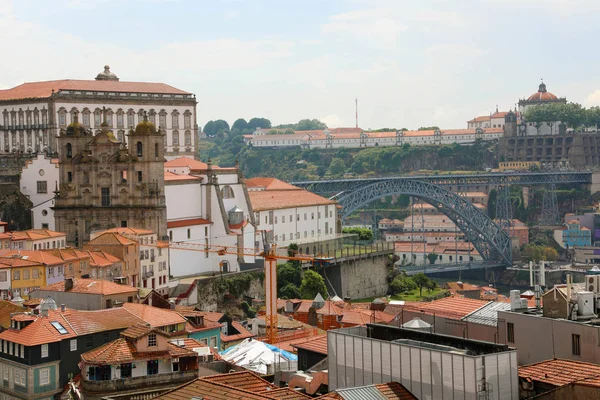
[167,218,211,228]
[59,308,144,335]
[0,310,77,346]
[84,232,137,247]
[0,79,190,101]
[249,188,336,212]
[164,157,225,170]
[519,358,600,387]
[7,229,65,241]
[101,227,154,236]
[245,177,301,191]
[81,338,196,364]
[0,256,43,268]
[403,297,489,318]
[317,382,417,399]
[290,334,328,355]
[0,301,27,329]
[120,323,168,340]
[221,321,255,343]
[164,171,202,182]
[123,303,187,328]
[0,250,64,266]
[38,278,137,295]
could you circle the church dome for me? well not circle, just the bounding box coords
[95,65,119,81]
[134,113,157,135]
[527,82,558,102]
[66,116,87,136]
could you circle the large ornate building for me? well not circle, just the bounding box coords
[53,114,167,247]
[0,66,198,159]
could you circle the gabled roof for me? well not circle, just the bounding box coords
[81,337,197,364]
[120,323,170,340]
[400,297,490,319]
[122,303,187,328]
[101,227,154,236]
[167,218,211,229]
[7,229,65,241]
[0,79,190,101]
[320,382,418,399]
[37,278,138,295]
[0,256,44,268]
[221,321,255,343]
[0,310,77,345]
[85,232,137,247]
[249,189,336,212]
[164,157,223,170]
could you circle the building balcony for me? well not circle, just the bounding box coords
[142,270,154,279]
[81,370,197,394]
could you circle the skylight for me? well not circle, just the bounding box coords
[50,321,68,334]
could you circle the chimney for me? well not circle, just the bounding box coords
[169,300,176,310]
[64,278,74,292]
[60,304,66,312]
[41,308,49,318]
[148,295,153,307]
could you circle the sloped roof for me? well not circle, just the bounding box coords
[122,303,187,328]
[319,382,418,400]
[85,232,137,247]
[101,227,154,236]
[462,301,511,327]
[221,320,255,343]
[164,157,225,170]
[8,229,65,241]
[0,250,64,266]
[401,297,490,319]
[81,337,196,364]
[0,300,26,330]
[164,171,202,182]
[519,358,600,387]
[0,310,77,346]
[249,189,336,212]
[290,334,328,355]
[0,79,190,101]
[167,218,211,228]
[245,177,301,191]
[38,278,137,295]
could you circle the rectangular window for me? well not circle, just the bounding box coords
[121,363,132,378]
[0,272,6,282]
[507,323,514,343]
[147,360,159,375]
[32,268,39,279]
[14,368,25,386]
[59,113,66,127]
[70,339,77,351]
[20,344,24,358]
[572,334,581,356]
[86,336,93,348]
[159,114,166,128]
[101,187,111,206]
[94,113,101,126]
[173,132,179,146]
[172,115,179,128]
[41,344,48,358]
[137,171,142,182]
[67,171,72,182]
[184,114,191,129]
[117,113,124,128]
[13,271,19,280]
[82,113,90,127]
[37,181,47,194]
[148,333,157,347]
[23,269,30,280]
[39,368,50,386]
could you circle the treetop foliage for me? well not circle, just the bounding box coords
[523,102,600,129]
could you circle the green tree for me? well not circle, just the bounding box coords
[296,119,327,131]
[231,118,248,132]
[342,227,373,241]
[425,279,438,293]
[412,273,430,297]
[316,165,326,177]
[300,270,328,299]
[248,117,272,130]
[427,253,438,265]
[203,119,230,136]
[328,157,346,176]
[277,262,302,290]
[418,126,440,131]
[389,274,416,295]
[280,283,301,299]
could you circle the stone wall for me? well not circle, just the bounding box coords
[322,253,391,300]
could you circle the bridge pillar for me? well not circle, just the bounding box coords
[590,170,600,195]
[540,184,560,226]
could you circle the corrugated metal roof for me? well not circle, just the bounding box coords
[462,301,511,326]
[336,386,388,400]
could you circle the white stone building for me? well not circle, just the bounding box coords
[246,127,503,149]
[90,227,170,296]
[246,177,340,254]
[19,154,59,230]
[164,157,258,277]
[0,65,198,159]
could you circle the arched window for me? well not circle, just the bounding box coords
[154,143,159,158]
[137,141,143,157]
[66,143,72,158]
[221,185,234,199]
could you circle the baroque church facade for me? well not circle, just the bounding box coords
[53,113,167,247]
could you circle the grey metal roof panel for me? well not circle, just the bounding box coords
[337,385,387,400]
[462,301,511,326]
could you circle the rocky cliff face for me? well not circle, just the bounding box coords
[0,183,33,230]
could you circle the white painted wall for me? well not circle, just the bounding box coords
[19,155,59,230]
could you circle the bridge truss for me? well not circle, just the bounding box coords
[336,179,513,266]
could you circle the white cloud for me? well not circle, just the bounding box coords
[321,114,344,128]
[587,90,600,106]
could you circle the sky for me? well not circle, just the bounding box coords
[3,0,600,130]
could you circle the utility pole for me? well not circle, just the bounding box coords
[355,98,358,128]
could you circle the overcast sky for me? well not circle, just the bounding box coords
[3,0,600,130]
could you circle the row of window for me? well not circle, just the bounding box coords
[2,108,48,128]
[258,208,334,225]
[58,108,192,130]
[6,268,44,281]
[274,227,335,242]
[31,239,65,250]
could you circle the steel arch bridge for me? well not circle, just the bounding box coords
[336,179,513,266]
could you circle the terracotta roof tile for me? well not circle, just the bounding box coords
[401,297,489,318]
[290,334,328,355]
[167,218,211,229]
[84,232,137,247]
[0,301,27,329]
[120,323,167,340]
[221,321,255,343]
[164,157,226,170]
[123,303,187,328]
[0,310,77,346]
[60,308,144,335]
[245,177,302,191]
[519,359,600,387]
[0,79,190,101]
[0,250,64,266]
[7,229,66,241]
[164,171,202,182]
[101,227,154,236]
[38,278,137,295]
[249,184,336,211]
[81,337,196,364]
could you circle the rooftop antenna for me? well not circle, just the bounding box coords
[355,98,358,128]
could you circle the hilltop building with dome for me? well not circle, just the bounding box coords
[0,65,198,160]
[53,112,167,248]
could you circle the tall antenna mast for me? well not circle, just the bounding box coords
[355,98,358,128]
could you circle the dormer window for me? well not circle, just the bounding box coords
[147,333,157,347]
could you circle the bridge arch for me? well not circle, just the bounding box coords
[337,179,512,265]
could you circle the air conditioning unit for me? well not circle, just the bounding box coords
[586,275,600,293]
